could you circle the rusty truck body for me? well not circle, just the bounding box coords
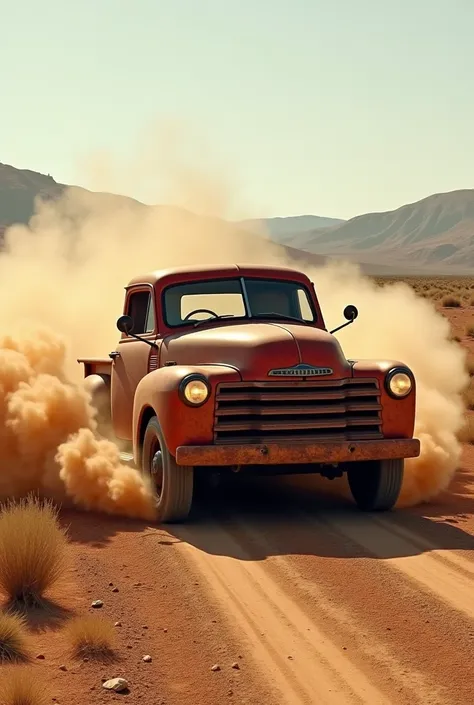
[79,263,420,523]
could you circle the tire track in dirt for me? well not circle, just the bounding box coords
[318,513,474,620]
[175,522,391,705]
[169,493,474,705]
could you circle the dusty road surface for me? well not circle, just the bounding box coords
[39,443,474,705]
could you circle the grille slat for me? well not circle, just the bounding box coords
[214,379,382,444]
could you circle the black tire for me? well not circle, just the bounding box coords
[142,416,194,523]
[347,459,404,511]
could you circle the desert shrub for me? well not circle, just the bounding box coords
[442,295,462,308]
[0,665,49,705]
[0,496,68,606]
[0,612,31,663]
[65,615,116,660]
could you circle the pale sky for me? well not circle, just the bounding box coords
[1,0,473,219]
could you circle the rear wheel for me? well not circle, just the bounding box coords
[142,416,194,523]
[347,459,404,511]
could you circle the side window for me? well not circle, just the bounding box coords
[297,289,315,322]
[126,290,156,334]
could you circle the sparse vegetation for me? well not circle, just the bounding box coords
[0,612,31,663]
[0,496,68,606]
[0,665,49,705]
[441,295,462,308]
[65,615,116,660]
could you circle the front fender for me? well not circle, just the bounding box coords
[352,359,416,438]
[133,364,241,460]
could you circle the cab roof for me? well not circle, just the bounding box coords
[126,263,312,289]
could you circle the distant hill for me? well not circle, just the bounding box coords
[280,190,474,272]
[1,162,473,273]
[238,215,345,242]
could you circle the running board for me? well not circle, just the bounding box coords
[119,451,136,468]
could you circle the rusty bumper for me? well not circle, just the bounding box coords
[175,438,420,467]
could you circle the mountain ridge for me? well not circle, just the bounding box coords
[1,162,473,274]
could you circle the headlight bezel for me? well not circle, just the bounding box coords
[385,367,414,399]
[178,374,211,407]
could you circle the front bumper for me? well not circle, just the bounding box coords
[175,438,420,467]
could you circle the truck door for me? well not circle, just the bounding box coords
[110,285,160,440]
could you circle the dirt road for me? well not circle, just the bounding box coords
[43,444,474,705]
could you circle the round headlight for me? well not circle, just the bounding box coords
[181,376,210,406]
[387,370,412,398]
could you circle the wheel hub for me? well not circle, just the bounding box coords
[151,450,163,476]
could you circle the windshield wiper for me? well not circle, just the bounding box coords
[193,314,235,328]
[251,312,308,325]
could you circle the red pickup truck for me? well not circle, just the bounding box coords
[79,263,420,523]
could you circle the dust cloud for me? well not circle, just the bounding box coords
[0,127,469,516]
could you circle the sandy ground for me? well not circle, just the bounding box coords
[5,305,474,704]
[15,440,473,705]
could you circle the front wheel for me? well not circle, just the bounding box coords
[347,459,404,511]
[142,416,194,523]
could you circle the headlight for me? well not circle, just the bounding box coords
[179,375,210,406]
[386,368,413,398]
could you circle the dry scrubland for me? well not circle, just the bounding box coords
[0,277,472,701]
[0,497,119,702]
[375,275,474,443]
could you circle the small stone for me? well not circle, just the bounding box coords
[211,664,221,672]
[103,677,129,692]
[83,657,89,662]
[91,600,103,608]
[142,655,152,663]
[114,621,122,627]
[231,662,240,669]
[36,653,45,660]
[163,628,168,633]
[112,587,119,593]
[59,664,67,671]
[142,625,148,629]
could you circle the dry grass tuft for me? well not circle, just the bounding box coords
[0,665,50,705]
[65,615,117,661]
[0,612,31,663]
[0,496,68,606]
[442,295,462,308]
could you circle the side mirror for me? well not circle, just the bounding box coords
[343,305,358,322]
[329,304,359,335]
[117,314,134,334]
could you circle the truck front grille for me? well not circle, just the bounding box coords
[214,379,383,444]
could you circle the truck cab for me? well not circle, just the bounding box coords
[79,263,420,523]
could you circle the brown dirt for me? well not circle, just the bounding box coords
[9,441,472,705]
[3,280,474,704]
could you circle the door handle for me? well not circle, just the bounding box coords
[109,351,121,360]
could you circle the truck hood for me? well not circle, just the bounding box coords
[161,322,351,380]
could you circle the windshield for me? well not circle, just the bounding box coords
[163,277,316,327]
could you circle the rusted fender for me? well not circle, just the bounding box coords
[132,364,240,461]
[351,359,416,439]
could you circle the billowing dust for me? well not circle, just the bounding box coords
[0,132,469,517]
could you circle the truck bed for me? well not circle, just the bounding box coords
[77,357,113,378]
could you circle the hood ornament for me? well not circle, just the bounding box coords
[268,363,333,377]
